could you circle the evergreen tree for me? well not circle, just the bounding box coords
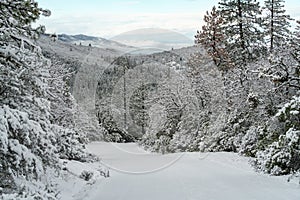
[262,0,293,52]
[260,19,300,92]
[0,0,91,195]
[254,96,300,175]
[253,20,300,176]
[292,20,300,62]
[129,84,158,136]
[218,0,263,66]
[45,57,90,161]
[195,6,231,70]
[0,0,56,185]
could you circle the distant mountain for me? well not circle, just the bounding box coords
[53,33,137,52]
[58,34,100,43]
[110,28,193,50]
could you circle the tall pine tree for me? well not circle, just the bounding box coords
[218,0,263,67]
[291,20,300,87]
[195,6,231,70]
[262,0,293,52]
[292,20,300,61]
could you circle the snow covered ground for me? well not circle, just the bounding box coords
[59,142,300,200]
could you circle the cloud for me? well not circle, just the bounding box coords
[36,1,300,39]
[36,12,205,39]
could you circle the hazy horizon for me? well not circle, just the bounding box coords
[35,0,300,40]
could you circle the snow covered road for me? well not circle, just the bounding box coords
[81,142,300,200]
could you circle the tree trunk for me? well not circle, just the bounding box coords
[270,0,274,51]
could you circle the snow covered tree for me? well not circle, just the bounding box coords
[267,54,300,92]
[139,60,204,153]
[0,0,92,195]
[95,56,137,142]
[44,57,90,162]
[129,84,157,135]
[252,22,300,174]
[195,6,231,70]
[258,21,300,94]
[0,0,56,188]
[293,20,300,48]
[254,96,300,175]
[139,82,183,153]
[291,20,300,67]
[218,0,264,67]
[262,0,293,52]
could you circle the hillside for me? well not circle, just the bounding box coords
[36,34,203,141]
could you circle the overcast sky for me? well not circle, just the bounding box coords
[35,0,300,39]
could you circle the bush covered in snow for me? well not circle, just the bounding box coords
[255,128,300,175]
[254,96,300,175]
[79,170,94,181]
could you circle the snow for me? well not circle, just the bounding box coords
[54,142,300,200]
[55,162,103,200]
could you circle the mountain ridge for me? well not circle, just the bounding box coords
[110,28,193,50]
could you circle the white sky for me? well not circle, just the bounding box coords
[35,0,300,39]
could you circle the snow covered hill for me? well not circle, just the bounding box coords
[57,142,300,200]
[36,35,203,141]
[36,35,123,140]
[55,34,138,52]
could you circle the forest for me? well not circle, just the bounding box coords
[0,0,299,199]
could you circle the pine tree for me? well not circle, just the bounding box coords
[260,20,300,92]
[195,6,231,70]
[253,20,300,176]
[254,96,300,175]
[129,84,158,136]
[0,0,91,194]
[262,0,293,52]
[0,0,56,184]
[45,57,90,161]
[218,0,263,66]
[292,20,300,62]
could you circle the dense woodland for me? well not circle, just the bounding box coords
[190,0,300,176]
[100,0,300,177]
[0,0,299,198]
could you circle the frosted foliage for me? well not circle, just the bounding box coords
[136,0,299,178]
[43,56,91,161]
[0,0,92,196]
[276,96,300,119]
[0,40,57,184]
[254,96,300,175]
[255,128,300,175]
[239,126,264,157]
[0,106,56,178]
[51,125,89,162]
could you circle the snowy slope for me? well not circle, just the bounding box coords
[58,142,300,200]
[56,34,138,52]
[37,35,128,60]
[37,35,204,141]
[36,35,122,140]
